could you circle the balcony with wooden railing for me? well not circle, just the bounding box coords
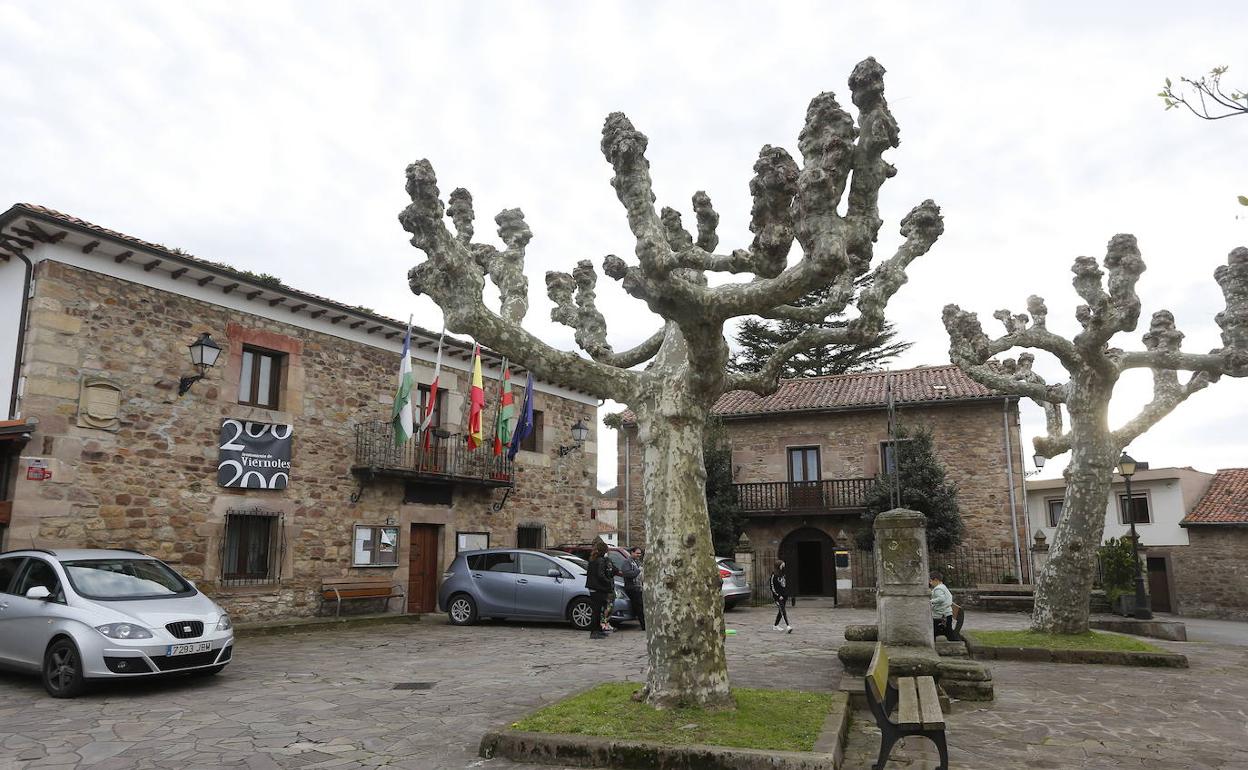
[734,478,874,515]
[352,420,513,488]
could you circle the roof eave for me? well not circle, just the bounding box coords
[715,394,1017,421]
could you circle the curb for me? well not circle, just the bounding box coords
[481,692,850,770]
[234,612,421,638]
[963,637,1188,668]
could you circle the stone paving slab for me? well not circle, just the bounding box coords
[1,601,1246,769]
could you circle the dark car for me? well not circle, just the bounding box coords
[437,548,634,630]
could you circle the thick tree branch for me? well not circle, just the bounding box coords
[546,260,665,369]
[1071,235,1146,360]
[400,160,637,399]
[727,325,859,395]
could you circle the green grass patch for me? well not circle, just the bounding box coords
[965,629,1163,652]
[513,682,836,752]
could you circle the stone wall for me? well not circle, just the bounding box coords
[614,399,1028,564]
[8,260,599,622]
[1170,528,1248,620]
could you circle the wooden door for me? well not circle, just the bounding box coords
[408,524,440,613]
[1146,557,1172,613]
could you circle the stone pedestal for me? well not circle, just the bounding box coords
[733,533,754,593]
[874,508,934,650]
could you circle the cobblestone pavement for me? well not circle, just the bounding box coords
[1,601,1245,769]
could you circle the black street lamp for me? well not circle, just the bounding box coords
[558,420,590,457]
[1117,451,1152,620]
[179,332,222,396]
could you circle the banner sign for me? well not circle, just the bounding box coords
[218,419,292,489]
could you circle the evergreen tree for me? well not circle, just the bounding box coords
[730,281,912,378]
[856,425,964,552]
[704,417,746,557]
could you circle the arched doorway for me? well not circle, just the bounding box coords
[779,527,837,599]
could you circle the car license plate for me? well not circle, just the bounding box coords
[166,642,212,656]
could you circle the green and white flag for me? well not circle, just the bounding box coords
[391,319,415,446]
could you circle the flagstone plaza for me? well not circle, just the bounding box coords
[1,605,1244,769]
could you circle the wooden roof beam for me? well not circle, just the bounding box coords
[289,303,307,313]
[221,282,239,294]
[269,297,286,307]
[197,275,215,287]
[81,240,100,254]
[114,251,133,264]
[367,325,382,334]
[143,259,161,272]
[330,314,347,324]
[309,309,326,319]
[246,290,263,300]
[170,267,188,280]
[350,320,365,329]
[1,234,34,249]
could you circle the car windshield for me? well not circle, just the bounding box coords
[62,559,194,600]
[718,559,742,571]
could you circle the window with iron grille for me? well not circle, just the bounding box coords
[516,524,544,549]
[221,509,283,586]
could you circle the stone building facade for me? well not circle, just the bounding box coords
[615,365,1030,599]
[0,203,600,622]
[1173,468,1248,620]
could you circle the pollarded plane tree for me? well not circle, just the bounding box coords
[943,239,1247,635]
[399,58,943,708]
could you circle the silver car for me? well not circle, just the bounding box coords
[718,557,752,609]
[0,548,235,697]
[438,548,635,629]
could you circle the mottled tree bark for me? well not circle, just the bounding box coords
[400,58,940,706]
[945,242,1247,634]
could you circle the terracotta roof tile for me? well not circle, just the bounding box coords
[1184,468,1248,525]
[713,365,1005,417]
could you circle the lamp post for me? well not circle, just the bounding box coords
[1117,451,1152,620]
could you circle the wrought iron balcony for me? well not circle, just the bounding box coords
[352,421,514,488]
[734,478,874,515]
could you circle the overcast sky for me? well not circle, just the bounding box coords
[3,1,1245,491]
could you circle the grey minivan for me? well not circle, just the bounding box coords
[437,548,634,630]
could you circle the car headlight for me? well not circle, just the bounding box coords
[96,623,153,639]
[217,614,233,631]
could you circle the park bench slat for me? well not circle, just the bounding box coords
[917,676,944,728]
[896,677,922,728]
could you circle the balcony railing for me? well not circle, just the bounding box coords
[734,478,874,514]
[352,421,514,488]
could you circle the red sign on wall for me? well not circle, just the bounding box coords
[26,466,52,481]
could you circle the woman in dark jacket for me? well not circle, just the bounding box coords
[586,541,613,639]
[770,560,793,633]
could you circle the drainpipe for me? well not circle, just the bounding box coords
[8,251,34,419]
[1002,399,1023,584]
[623,427,630,548]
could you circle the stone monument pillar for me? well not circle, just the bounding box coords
[733,533,754,593]
[874,508,934,650]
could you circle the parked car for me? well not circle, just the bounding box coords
[0,548,235,698]
[438,548,634,630]
[551,543,636,573]
[717,556,752,610]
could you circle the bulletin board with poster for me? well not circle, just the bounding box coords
[353,525,400,566]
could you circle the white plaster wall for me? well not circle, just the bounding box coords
[1027,477,1191,547]
[0,255,27,418]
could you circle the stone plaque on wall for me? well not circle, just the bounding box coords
[218,419,292,489]
[77,377,122,431]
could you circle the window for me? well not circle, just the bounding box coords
[519,553,563,577]
[239,347,284,408]
[354,525,399,566]
[0,557,25,594]
[222,510,282,585]
[418,385,444,430]
[456,532,489,552]
[879,439,912,475]
[466,551,516,572]
[517,524,544,549]
[1047,499,1064,528]
[519,410,544,453]
[1118,493,1151,525]
[788,446,821,483]
[405,482,453,506]
[14,558,62,602]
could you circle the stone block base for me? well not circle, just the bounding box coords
[1088,617,1188,641]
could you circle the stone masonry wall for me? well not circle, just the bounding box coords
[1170,528,1248,620]
[9,260,598,622]
[615,400,1028,574]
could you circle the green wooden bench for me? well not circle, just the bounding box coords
[864,642,948,769]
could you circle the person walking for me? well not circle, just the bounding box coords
[622,547,645,631]
[929,571,957,641]
[586,541,613,640]
[770,560,793,633]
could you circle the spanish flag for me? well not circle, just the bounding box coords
[467,344,485,450]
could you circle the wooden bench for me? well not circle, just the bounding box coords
[864,642,948,770]
[320,577,406,617]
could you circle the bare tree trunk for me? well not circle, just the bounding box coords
[634,386,732,709]
[1031,376,1115,634]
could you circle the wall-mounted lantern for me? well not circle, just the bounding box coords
[178,332,222,396]
[558,419,590,457]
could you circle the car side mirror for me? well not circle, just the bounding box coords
[25,586,52,601]
[547,568,562,579]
